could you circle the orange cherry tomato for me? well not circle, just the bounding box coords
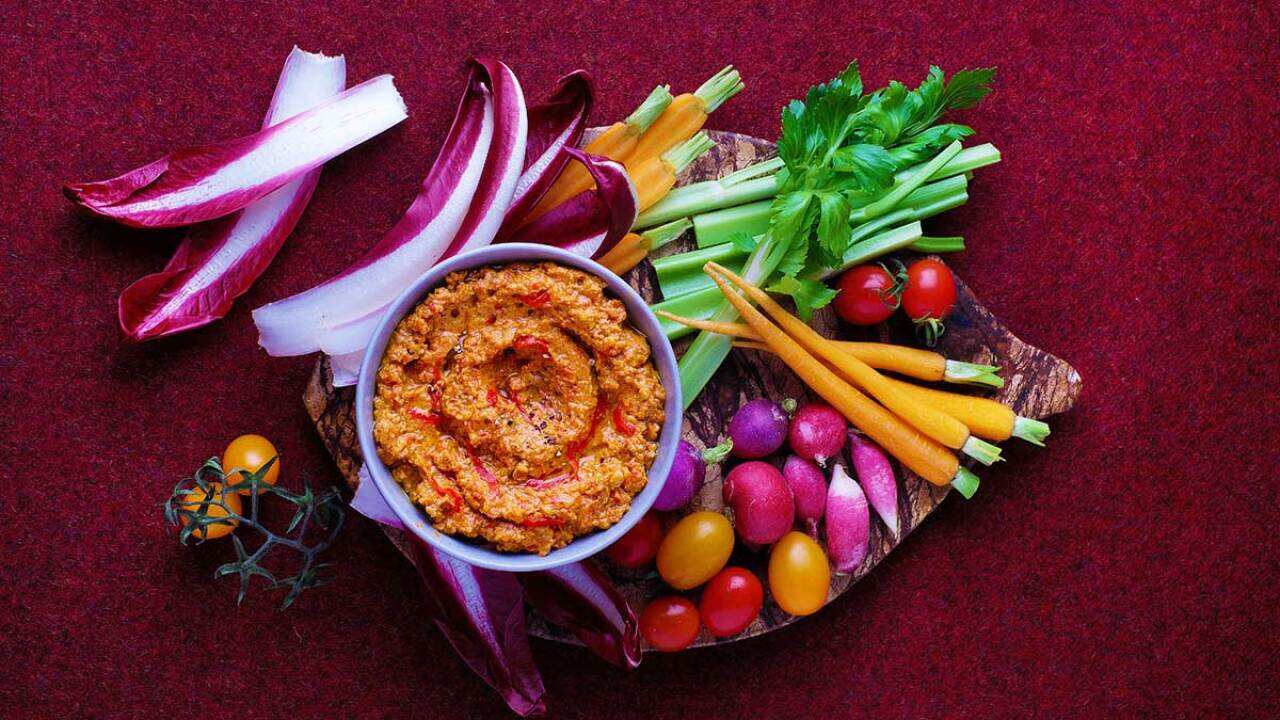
[656,511,734,590]
[699,567,764,637]
[639,596,701,652]
[222,434,280,495]
[768,531,831,616]
[604,512,664,568]
[177,483,242,540]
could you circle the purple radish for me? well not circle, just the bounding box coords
[849,432,900,538]
[781,455,827,537]
[788,403,847,465]
[653,440,706,511]
[825,463,870,574]
[722,461,794,545]
[727,399,789,459]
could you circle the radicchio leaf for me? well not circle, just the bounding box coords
[499,70,593,235]
[117,47,346,341]
[409,539,546,717]
[521,560,641,669]
[502,147,637,259]
[254,58,528,365]
[64,75,406,228]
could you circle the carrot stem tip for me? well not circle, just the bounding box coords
[1012,416,1050,446]
[962,436,1004,465]
[951,467,980,499]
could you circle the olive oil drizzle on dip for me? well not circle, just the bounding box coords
[373,262,664,555]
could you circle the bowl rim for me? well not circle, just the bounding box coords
[354,243,682,572]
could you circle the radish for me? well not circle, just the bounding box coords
[727,399,788,459]
[825,463,870,574]
[722,461,794,545]
[653,441,705,511]
[788,403,846,465]
[781,455,827,537]
[849,432,900,539]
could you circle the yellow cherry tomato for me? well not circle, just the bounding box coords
[656,511,734,590]
[223,434,280,495]
[178,483,242,540]
[768,531,831,616]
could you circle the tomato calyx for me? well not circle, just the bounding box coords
[913,316,947,347]
[877,259,908,309]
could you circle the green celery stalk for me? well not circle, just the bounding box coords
[660,257,748,301]
[895,143,1000,183]
[901,174,967,210]
[693,200,772,248]
[655,286,725,339]
[635,157,783,229]
[673,233,784,407]
[642,217,694,252]
[910,236,966,253]
[669,179,966,302]
[691,144,992,248]
[653,242,749,299]
[849,142,963,224]
[673,221,924,408]
[813,222,924,280]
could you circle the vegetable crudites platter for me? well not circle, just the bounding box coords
[9,3,1280,718]
[67,46,1083,706]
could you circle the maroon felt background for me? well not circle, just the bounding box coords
[2,1,1278,717]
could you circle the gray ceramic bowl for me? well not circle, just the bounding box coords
[355,243,682,572]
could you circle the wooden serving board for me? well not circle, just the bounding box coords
[303,130,1082,650]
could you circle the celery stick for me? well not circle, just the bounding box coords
[910,236,965,253]
[652,240,749,276]
[814,222,923,280]
[850,142,963,224]
[693,158,972,249]
[897,143,1000,183]
[661,258,748,300]
[635,158,782,229]
[653,242,748,297]
[642,217,694,252]
[901,174,967,210]
[674,235,782,407]
[694,200,772,247]
[655,286,724,339]
[669,177,963,299]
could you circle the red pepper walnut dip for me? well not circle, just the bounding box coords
[373,262,665,555]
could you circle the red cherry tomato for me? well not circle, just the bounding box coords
[901,258,957,346]
[698,567,764,637]
[901,258,956,321]
[833,264,900,325]
[639,596,701,652]
[604,512,663,568]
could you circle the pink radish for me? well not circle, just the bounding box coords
[788,403,846,465]
[781,455,826,537]
[849,432,900,539]
[653,440,705,511]
[726,399,789,459]
[825,463,870,574]
[722,461,794,545]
